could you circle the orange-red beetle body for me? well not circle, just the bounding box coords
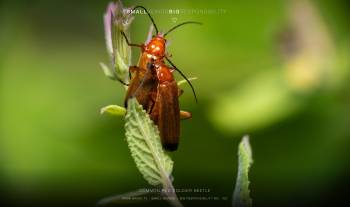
[123,7,199,151]
[125,33,185,151]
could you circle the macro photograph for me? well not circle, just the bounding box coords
[0,0,350,207]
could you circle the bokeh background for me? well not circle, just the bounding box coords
[1,0,350,206]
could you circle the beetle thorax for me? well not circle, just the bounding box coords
[144,35,166,59]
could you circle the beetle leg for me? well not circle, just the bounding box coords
[146,100,154,114]
[180,110,192,120]
[169,67,175,73]
[113,77,129,86]
[129,66,139,73]
[121,31,143,48]
[166,52,172,58]
[178,88,184,97]
[147,92,157,114]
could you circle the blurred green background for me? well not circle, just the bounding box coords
[1,0,350,206]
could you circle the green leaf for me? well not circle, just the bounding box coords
[233,135,253,207]
[100,105,126,116]
[114,50,130,82]
[125,98,173,186]
[177,77,198,86]
[99,62,118,80]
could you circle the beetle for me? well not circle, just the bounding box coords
[122,6,200,151]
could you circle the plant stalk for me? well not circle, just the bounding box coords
[162,176,183,207]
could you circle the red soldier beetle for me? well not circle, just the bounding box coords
[122,5,201,151]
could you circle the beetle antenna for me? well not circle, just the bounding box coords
[133,6,159,34]
[165,57,198,103]
[164,21,202,37]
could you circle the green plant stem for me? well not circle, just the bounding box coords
[162,179,183,207]
[97,188,149,206]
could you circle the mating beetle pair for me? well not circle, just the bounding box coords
[117,6,201,151]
